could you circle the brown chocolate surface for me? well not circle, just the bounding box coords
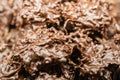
[0,0,120,80]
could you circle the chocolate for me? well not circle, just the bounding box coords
[0,0,120,80]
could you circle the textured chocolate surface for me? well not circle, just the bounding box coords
[0,0,120,80]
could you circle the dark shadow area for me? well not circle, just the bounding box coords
[88,30,103,44]
[70,46,82,64]
[38,62,63,77]
[9,24,16,32]
[18,66,35,80]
